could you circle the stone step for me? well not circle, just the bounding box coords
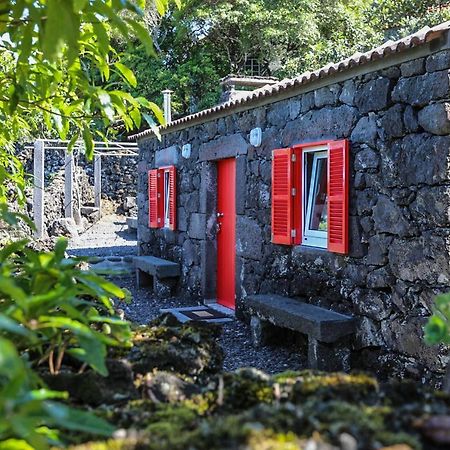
[247,294,356,343]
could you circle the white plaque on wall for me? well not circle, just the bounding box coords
[182,143,191,159]
[250,127,262,147]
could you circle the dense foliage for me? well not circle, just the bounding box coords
[0,231,132,448]
[0,0,176,204]
[114,0,450,117]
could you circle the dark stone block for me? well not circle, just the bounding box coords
[403,105,419,133]
[380,134,450,188]
[351,115,377,146]
[426,50,450,72]
[200,162,217,214]
[188,213,206,240]
[380,104,405,139]
[392,70,449,106]
[282,105,358,146]
[372,195,411,237]
[178,207,188,232]
[410,185,450,228]
[355,77,391,113]
[314,84,340,107]
[339,79,357,105]
[300,91,315,112]
[418,102,450,135]
[267,100,289,127]
[389,233,450,284]
[236,155,247,215]
[246,294,356,343]
[350,289,391,321]
[289,100,301,120]
[199,133,248,161]
[308,336,351,371]
[257,127,281,159]
[236,216,263,260]
[366,267,395,289]
[354,147,379,171]
[155,145,179,167]
[154,276,177,298]
[250,316,277,348]
[366,234,392,266]
[400,58,425,77]
[200,240,216,299]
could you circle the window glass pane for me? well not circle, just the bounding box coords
[164,171,170,226]
[309,157,328,231]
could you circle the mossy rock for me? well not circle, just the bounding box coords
[289,371,379,404]
[42,358,138,406]
[125,314,223,377]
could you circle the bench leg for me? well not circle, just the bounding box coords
[308,337,351,372]
[136,269,153,289]
[153,277,177,299]
[250,316,275,348]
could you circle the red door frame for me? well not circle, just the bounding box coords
[216,158,236,309]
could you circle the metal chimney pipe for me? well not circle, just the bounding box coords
[162,89,173,124]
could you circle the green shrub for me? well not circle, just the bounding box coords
[0,337,114,449]
[0,238,132,376]
[424,293,450,345]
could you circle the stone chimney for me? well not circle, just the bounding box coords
[219,75,279,103]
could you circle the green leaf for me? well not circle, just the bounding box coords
[126,19,156,56]
[424,315,447,345]
[82,124,94,160]
[0,314,35,339]
[42,0,64,62]
[114,62,137,88]
[43,402,114,436]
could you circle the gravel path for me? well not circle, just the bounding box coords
[70,215,304,374]
[67,214,137,257]
[118,277,305,374]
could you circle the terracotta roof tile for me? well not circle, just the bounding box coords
[130,21,450,141]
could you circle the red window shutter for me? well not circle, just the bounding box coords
[327,139,349,254]
[168,166,177,230]
[148,169,162,228]
[272,148,294,245]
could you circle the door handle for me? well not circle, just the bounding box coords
[217,212,224,218]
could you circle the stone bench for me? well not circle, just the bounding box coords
[247,294,356,372]
[133,256,181,298]
[126,217,138,231]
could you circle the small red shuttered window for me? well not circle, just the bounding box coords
[271,148,293,244]
[167,166,177,231]
[148,169,161,228]
[327,139,349,254]
[148,166,177,230]
[271,140,349,254]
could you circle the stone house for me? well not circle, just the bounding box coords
[132,22,450,381]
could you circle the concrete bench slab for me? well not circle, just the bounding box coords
[133,256,180,298]
[247,294,356,372]
[247,294,355,343]
[126,217,137,230]
[133,256,181,278]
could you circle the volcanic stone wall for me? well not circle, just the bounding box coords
[17,145,138,234]
[137,48,450,382]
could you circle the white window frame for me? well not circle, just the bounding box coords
[163,169,170,228]
[302,146,328,249]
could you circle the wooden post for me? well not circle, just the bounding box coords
[64,151,74,219]
[94,154,102,214]
[33,139,45,238]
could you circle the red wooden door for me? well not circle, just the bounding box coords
[217,158,236,309]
